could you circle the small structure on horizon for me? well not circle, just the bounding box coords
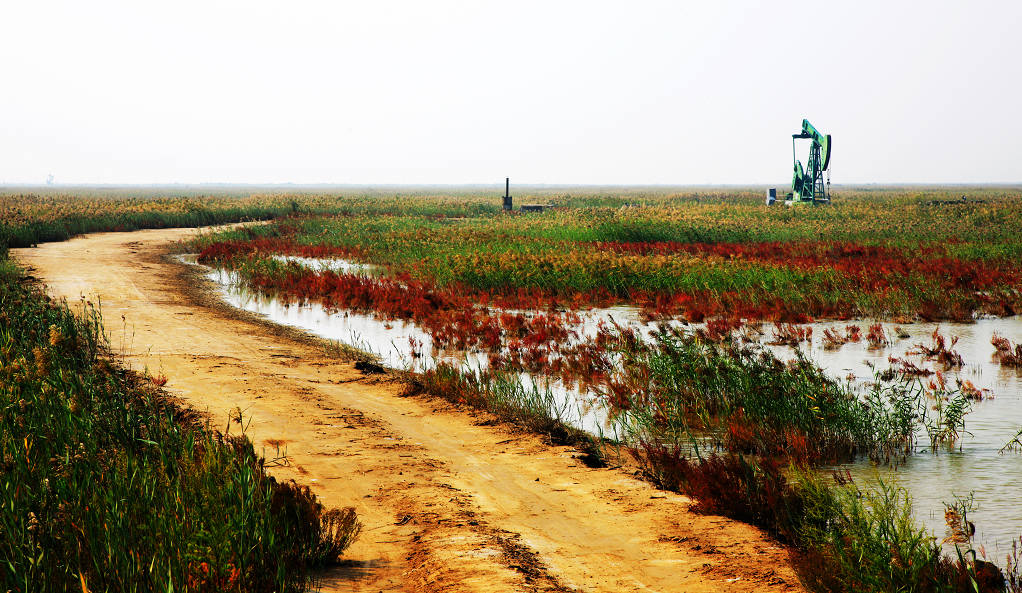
[501,178,550,213]
[503,177,513,211]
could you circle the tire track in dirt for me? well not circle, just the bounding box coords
[14,227,805,593]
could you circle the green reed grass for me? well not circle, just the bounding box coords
[602,328,918,464]
[792,470,959,593]
[0,261,358,592]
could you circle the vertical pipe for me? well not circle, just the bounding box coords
[791,138,797,199]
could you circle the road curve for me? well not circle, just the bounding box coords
[13,227,804,593]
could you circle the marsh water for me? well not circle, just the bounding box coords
[777,319,1022,558]
[181,255,629,437]
[183,254,1022,557]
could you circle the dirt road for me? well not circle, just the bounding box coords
[13,227,804,593]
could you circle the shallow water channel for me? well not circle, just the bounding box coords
[182,255,631,438]
[183,254,1022,557]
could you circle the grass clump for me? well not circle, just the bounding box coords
[0,261,359,592]
[645,452,1003,592]
[592,327,916,464]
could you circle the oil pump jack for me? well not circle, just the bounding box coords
[788,119,831,204]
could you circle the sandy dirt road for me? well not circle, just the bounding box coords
[13,227,805,593]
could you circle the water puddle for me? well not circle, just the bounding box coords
[269,255,379,275]
[180,253,1022,555]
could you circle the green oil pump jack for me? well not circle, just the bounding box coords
[790,119,831,204]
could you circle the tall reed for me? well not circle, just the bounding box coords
[0,261,358,592]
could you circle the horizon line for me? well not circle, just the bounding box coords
[2,182,1022,189]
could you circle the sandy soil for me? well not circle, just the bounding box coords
[13,227,806,593]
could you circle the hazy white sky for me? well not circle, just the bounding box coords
[2,1,1020,185]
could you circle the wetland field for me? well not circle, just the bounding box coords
[5,185,1022,592]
